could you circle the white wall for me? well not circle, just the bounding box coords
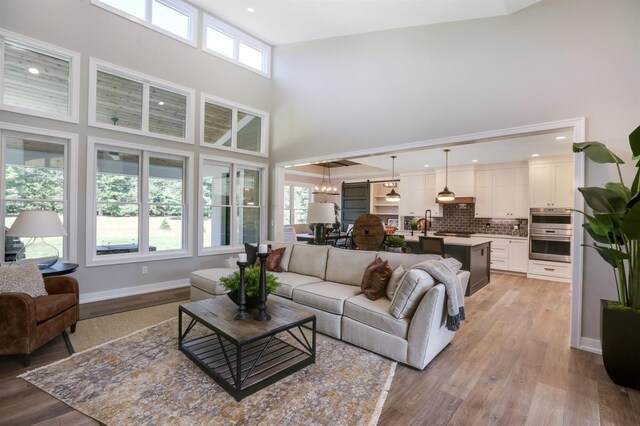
[0,0,272,297]
[270,0,640,341]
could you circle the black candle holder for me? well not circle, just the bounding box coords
[235,261,249,320]
[254,252,271,321]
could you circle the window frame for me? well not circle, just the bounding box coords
[200,93,269,157]
[284,182,313,225]
[202,14,271,78]
[198,154,268,256]
[0,28,80,123]
[0,122,78,264]
[86,136,194,267]
[91,0,198,47]
[89,58,196,144]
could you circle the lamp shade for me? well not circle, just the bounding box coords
[6,210,67,237]
[307,203,335,224]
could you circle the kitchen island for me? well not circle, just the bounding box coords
[402,232,493,296]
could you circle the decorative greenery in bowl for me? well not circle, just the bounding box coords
[220,266,280,298]
[409,220,420,230]
[384,235,407,248]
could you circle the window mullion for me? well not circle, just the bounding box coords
[231,163,237,246]
[231,109,238,149]
[140,151,149,254]
[142,81,150,133]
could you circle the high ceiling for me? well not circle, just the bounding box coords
[190,0,542,45]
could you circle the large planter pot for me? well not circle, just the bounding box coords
[385,246,403,253]
[226,291,263,309]
[601,299,640,390]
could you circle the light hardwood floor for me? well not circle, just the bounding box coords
[1,274,639,425]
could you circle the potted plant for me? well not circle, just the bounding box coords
[409,219,419,236]
[572,124,640,390]
[384,235,407,253]
[219,267,281,309]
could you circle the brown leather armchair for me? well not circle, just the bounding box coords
[0,275,79,366]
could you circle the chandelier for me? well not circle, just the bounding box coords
[312,164,339,195]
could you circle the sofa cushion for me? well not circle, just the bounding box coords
[287,244,330,280]
[377,251,442,271]
[270,272,324,299]
[0,264,47,298]
[344,294,410,339]
[292,281,361,315]
[34,294,76,323]
[190,268,236,296]
[325,247,378,286]
[386,264,406,300]
[361,258,392,300]
[389,269,435,319]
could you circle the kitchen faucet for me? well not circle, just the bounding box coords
[424,209,432,237]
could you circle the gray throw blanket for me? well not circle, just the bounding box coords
[411,258,466,331]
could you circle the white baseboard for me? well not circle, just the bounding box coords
[579,337,602,355]
[79,279,189,304]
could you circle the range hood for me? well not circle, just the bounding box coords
[435,197,476,204]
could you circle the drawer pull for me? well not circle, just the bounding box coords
[544,267,555,271]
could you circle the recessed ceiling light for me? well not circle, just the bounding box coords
[531,153,540,157]
[555,136,566,140]
[423,164,430,167]
[247,7,255,12]
[471,159,478,163]
[158,101,164,105]
[28,67,39,75]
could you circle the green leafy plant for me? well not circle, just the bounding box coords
[384,235,407,248]
[409,220,419,230]
[219,266,280,297]
[573,125,640,310]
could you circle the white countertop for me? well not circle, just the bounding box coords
[475,233,529,240]
[401,232,493,247]
[396,231,528,241]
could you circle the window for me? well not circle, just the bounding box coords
[0,28,80,123]
[1,126,76,264]
[284,184,312,225]
[200,156,266,253]
[203,14,271,77]
[201,94,268,155]
[88,137,193,265]
[89,59,195,143]
[92,0,197,46]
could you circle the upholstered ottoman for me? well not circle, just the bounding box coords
[189,268,235,301]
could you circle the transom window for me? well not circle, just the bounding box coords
[89,59,195,144]
[1,129,72,263]
[87,137,193,265]
[0,28,80,123]
[284,184,312,225]
[200,157,265,253]
[203,14,271,77]
[92,0,197,46]
[201,94,268,155]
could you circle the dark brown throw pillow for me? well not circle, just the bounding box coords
[361,258,393,300]
[254,247,285,272]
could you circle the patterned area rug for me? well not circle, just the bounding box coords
[21,318,396,425]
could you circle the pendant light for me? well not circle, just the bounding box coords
[312,164,339,196]
[385,155,400,202]
[436,149,456,202]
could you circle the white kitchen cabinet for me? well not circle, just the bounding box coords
[425,173,443,217]
[487,235,528,273]
[529,161,573,208]
[527,259,571,283]
[436,168,475,197]
[399,174,426,216]
[475,166,528,218]
[474,170,493,218]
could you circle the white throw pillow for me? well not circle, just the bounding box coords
[388,269,435,319]
[0,264,47,298]
[385,264,406,300]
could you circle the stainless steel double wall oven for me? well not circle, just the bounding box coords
[529,208,572,263]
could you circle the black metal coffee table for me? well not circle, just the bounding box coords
[178,297,316,401]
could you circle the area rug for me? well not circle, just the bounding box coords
[68,301,184,352]
[21,318,396,425]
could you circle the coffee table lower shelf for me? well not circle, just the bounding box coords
[179,316,316,401]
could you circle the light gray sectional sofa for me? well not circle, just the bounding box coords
[190,243,470,370]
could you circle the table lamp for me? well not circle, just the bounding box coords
[307,203,335,245]
[6,209,67,269]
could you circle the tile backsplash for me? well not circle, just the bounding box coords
[410,204,528,236]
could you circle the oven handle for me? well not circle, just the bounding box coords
[531,236,571,242]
